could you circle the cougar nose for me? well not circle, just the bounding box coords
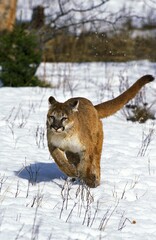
[53,125,65,132]
[53,125,60,131]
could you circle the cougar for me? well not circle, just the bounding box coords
[47,75,154,188]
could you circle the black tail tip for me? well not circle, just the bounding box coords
[143,74,155,82]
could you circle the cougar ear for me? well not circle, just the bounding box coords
[70,99,79,112]
[48,96,57,105]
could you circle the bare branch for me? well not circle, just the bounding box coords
[46,0,110,29]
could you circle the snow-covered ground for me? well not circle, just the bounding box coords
[0,61,156,240]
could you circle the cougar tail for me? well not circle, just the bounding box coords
[94,75,154,119]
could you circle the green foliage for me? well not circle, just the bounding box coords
[0,27,44,87]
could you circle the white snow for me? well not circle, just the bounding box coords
[0,61,156,239]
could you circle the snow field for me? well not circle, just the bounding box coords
[0,61,156,239]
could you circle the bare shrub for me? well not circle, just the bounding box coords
[4,103,34,129]
[23,162,40,186]
[118,73,155,123]
[35,125,45,148]
[118,212,136,231]
[0,174,8,193]
[138,122,155,156]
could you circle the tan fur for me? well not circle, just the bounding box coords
[47,75,154,187]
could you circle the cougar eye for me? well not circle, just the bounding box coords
[49,115,55,121]
[61,117,67,122]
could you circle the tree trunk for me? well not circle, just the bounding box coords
[0,0,17,32]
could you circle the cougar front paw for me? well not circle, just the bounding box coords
[83,174,100,188]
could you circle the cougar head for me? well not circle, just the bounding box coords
[47,96,79,134]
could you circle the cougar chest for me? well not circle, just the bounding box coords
[50,133,83,153]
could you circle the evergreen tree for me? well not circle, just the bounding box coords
[0,27,43,87]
